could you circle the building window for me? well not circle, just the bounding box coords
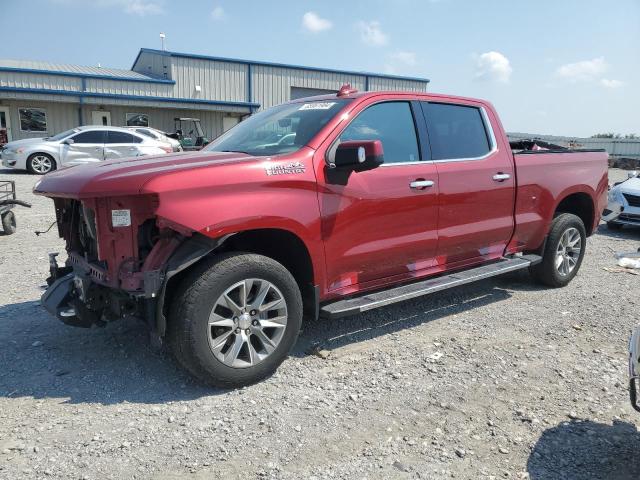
[19,108,47,132]
[126,113,149,127]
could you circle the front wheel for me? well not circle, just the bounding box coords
[26,153,55,175]
[530,213,586,288]
[168,252,303,388]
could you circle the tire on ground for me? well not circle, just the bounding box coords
[168,252,303,388]
[26,153,56,175]
[530,213,586,288]
[1,211,16,234]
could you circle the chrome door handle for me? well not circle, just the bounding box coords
[492,173,511,182]
[409,180,435,189]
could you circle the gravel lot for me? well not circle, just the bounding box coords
[0,167,638,480]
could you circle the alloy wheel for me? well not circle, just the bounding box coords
[30,155,53,174]
[555,227,581,276]
[207,278,288,368]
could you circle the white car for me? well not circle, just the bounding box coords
[126,126,182,152]
[1,126,173,175]
[605,171,640,229]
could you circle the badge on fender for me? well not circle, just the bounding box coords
[264,161,306,176]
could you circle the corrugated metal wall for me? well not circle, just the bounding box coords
[85,78,173,97]
[251,65,366,108]
[0,98,229,141]
[170,56,247,102]
[0,71,82,91]
[0,50,430,142]
[131,50,171,80]
[0,99,79,140]
[367,76,430,92]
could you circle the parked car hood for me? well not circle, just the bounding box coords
[4,137,52,149]
[33,151,257,199]
[619,177,640,194]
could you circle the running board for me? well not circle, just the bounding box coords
[320,255,542,319]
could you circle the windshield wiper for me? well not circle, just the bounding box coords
[220,150,252,155]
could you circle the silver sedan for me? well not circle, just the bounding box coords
[1,126,174,175]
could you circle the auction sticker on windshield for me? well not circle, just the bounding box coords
[299,102,336,110]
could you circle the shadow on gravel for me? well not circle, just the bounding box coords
[527,419,640,480]
[293,276,517,356]
[0,270,537,404]
[0,300,218,405]
[595,223,640,240]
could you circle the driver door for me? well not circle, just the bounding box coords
[316,100,440,293]
[62,129,105,166]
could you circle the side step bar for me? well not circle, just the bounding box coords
[320,255,542,319]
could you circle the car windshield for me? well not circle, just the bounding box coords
[204,99,351,156]
[47,128,80,141]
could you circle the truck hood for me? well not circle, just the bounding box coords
[33,151,257,198]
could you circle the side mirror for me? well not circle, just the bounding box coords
[327,140,384,171]
[629,171,638,179]
[62,138,74,145]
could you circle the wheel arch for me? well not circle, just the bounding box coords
[157,228,319,337]
[553,191,595,235]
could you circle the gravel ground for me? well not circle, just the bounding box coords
[0,168,638,480]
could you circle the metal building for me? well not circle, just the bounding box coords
[0,48,429,143]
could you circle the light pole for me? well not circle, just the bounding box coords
[160,32,166,51]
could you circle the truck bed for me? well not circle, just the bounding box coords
[509,148,609,252]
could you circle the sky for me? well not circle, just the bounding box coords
[2,0,639,137]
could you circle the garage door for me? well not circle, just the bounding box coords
[290,87,338,100]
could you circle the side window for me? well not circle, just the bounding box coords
[339,102,420,164]
[106,131,136,144]
[71,130,105,144]
[422,102,491,160]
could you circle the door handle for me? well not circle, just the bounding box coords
[492,173,511,182]
[409,180,435,189]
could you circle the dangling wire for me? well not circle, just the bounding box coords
[35,221,57,236]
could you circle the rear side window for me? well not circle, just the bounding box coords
[106,131,136,144]
[136,128,159,139]
[421,103,491,160]
[71,130,105,144]
[339,102,420,164]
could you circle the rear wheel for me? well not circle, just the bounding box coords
[26,153,55,175]
[168,252,303,388]
[530,213,586,287]
[1,211,16,234]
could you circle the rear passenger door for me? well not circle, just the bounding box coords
[104,130,142,160]
[421,101,515,266]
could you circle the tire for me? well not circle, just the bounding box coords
[607,221,624,230]
[530,213,586,288]
[26,153,56,175]
[168,252,303,388]
[1,211,16,235]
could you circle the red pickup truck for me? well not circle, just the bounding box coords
[36,86,608,387]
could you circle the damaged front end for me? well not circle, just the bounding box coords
[40,195,197,330]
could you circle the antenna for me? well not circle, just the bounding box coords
[159,32,166,51]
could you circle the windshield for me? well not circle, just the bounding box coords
[204,99,351,156]
[47,128,80,141]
